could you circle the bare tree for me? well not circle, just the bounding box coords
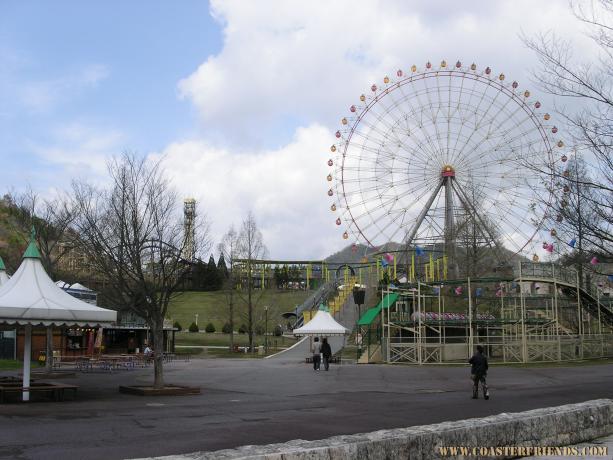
[236,212,267,352]
[4,187,75,278]
[218,225,239,352]
[522,1,613,262]
[72,152,210,389]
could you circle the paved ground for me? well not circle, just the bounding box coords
[1,358,612,460]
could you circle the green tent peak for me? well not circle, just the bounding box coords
[0,256,5,270]
[23,227,41,259]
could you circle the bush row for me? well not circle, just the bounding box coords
[181,321,283,335]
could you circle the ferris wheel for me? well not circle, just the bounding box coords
[327,60,564,272]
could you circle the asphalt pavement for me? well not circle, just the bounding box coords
[1,358,612,460]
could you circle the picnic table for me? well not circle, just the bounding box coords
[0,382,78,403]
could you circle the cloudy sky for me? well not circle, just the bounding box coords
[0,0,598,260]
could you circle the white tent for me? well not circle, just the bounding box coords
[0,234,116,401]
[56,280,92,292]
[293,306,349,337]
[0,256,8,286]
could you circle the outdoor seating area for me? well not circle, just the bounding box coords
[52,352,182,373]
[0,381,78,403]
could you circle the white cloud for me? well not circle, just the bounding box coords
[20,64,110,113]
[167,0,600,259]
[155,124,338,259]
[30,122,124,183]
[178,0,597,148]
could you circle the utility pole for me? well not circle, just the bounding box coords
[264,305,269,353]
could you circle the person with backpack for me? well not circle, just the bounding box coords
[469,345,489,400]
[321,338,332,371]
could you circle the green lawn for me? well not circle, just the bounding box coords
[168,289,310,332]
[175,332,297,348]
[0,360,40,370]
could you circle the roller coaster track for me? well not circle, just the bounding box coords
[517,262,613,327]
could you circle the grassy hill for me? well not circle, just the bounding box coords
[168,289,310,332]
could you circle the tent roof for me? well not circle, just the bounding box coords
[56,280,93,292]
[357,293,399,326]
[0,256,8,286]
[0,243,116,327]
[293,309,348,336]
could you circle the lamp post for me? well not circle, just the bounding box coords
[353,285,366,357]
[264,306,269,353]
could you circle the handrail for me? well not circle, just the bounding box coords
[292,279,339,329]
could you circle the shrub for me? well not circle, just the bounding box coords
[254,324,265,336]
[173,321,182,332]
[222,322,233,334]
[205,322,216,333]
[188,322,199,333]
[273,325,283,336]
[238,324,247,334]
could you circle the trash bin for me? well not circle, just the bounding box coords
[258,346,264,355]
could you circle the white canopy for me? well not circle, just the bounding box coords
[0,244,116,327]
[293,308,349,336]
[56,280,92,292]
[0,256,8,286]
[0,269,8,286]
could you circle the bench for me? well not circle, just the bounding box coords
[0,383,78,403]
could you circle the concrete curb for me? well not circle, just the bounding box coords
[137,399,613,459]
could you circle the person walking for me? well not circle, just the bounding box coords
[321,338,332,371]
[469,345,489,400]
[312,337,322,371]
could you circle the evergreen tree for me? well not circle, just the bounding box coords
[203,254,222,290]
[191,260,207,291]
[273,266,282,289]
[217,253,229,279]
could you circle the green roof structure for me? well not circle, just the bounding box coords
[0,256,5,270]
[357,293,399,326]
[22,227,41,259]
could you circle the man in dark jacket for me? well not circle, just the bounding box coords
[321,338,332,371]
[469,345,489,400]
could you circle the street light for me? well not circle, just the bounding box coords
[264,306,269,353]
[353,285,366,356]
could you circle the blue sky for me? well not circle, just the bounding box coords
[0,1,598,260]
[0,1,220,183]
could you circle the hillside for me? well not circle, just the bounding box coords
[325,240,528,279]
[0,198,30,271]
[168,289,310,332]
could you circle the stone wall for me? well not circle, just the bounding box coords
[145,399,613,460]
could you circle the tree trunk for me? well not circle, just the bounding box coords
[152,319,164,389]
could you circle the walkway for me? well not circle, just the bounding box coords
[1,359,613,459]
[267,286,360,363]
